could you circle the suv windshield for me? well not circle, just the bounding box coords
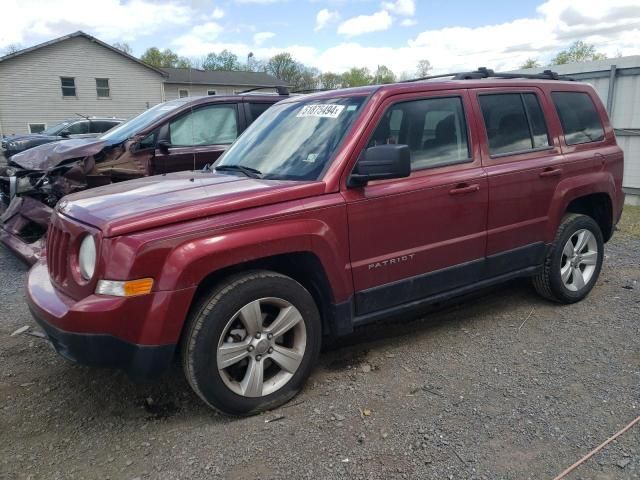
[100,99,189,144]
[41,122,72,136]
[216,96,366,180]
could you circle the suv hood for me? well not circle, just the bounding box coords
[60,171,325,237]
[9,138,106,170]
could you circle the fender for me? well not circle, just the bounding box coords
[149,212,353,303]
[546,170,615,242]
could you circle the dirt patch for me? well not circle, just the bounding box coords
[1,233,639,479]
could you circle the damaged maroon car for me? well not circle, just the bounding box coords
[0,90,288,263]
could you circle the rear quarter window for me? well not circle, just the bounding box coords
[551,92,604,145]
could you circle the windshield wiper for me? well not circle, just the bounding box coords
[214,164,262,179]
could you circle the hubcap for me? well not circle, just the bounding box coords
[216,297,306,398]
[560,229,598,292]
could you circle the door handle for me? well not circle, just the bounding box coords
[539,167,562,178]
[449,183,480,195]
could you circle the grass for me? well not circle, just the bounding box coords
[618,204,640,238]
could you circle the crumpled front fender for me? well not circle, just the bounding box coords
[0,196,53,264]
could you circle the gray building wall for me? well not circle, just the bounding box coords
[163,83,251,100]
[0,36,165,136]
[514,56,640,203]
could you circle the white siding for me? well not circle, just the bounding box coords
[0,36,164,135]
[163,83,244,101]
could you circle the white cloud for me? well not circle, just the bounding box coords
[337,10,392,37]
[381,0,415,17]
[315,9,340,32]
[0,0,192,46]
[210,7,224,19]
[400,18,417,27]
[253,31,275,45]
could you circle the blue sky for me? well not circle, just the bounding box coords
[3,0,640,75]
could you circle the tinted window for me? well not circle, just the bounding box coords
[249,103,272,122]
[479,93,550,155]
[89,120,118,134]
[170,105,237,146]
[552,92,604,145]
[368,96,470,170]
[64,121,89,135]
[523,94,550,148]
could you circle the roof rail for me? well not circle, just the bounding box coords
[290,88,333,94]
[401,67,574,83]
[238,86,290,95]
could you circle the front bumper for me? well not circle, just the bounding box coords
[26,261,196,380]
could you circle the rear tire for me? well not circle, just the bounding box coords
[533,214,603,303]
[182,270,321,416]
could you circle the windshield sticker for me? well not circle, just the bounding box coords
[297,104,345,118]
[346,105,358,111]
[304,153,319,163]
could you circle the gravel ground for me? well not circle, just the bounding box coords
[0,225,639,480]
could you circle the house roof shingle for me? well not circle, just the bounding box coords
[161,67,287,87]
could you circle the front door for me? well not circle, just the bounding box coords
[152,103,240,174]
[343,91,488,317]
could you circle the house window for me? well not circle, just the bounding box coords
[28,123,46,133]
[179,89,189,98]
[207,90,217,95]
[96,78,110,98]
[61,77,76,97]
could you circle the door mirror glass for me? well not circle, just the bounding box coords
[348,144,411,187]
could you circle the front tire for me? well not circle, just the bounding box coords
[533,214,604,303]
[182,270,321,416]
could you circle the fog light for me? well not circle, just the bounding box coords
[95,278,154,297]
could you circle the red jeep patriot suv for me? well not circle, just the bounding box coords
[26,69,625,415]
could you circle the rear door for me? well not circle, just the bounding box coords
[472,88,564,275]
[152,103,242,174]
[343,90,488,316]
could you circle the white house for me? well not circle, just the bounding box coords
[0,31,287,137]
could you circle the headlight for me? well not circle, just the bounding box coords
[78,235,96,280]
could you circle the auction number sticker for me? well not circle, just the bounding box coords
[297,104,345,118]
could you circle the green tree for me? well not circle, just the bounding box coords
[416,59,432,77]
[551,41,607,65]
[140,47,190,68]
[296,66,320,91]
[265,53,302,85]
[520,58,540,69]
[202,50,242,71]
[319,72,343,89]
[373,65,396,84]
[112,42,133,55]
[341,67,372,87]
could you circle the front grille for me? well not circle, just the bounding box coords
[47,222,70,285]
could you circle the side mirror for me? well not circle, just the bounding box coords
[348,144,411,187]
[59,131,70,138]
[157,140,171,154]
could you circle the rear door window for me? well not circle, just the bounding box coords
[478,93,550,156]
[368,96,470,171]
[169,104,238,146]
[64,121,89,135]
[551,92,604,145]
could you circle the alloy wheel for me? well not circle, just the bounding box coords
[560,229,599,292]
[216,297,307,398]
